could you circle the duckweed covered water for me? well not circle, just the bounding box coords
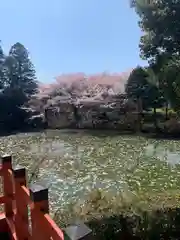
[1,130,180,213]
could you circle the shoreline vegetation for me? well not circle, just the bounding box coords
[1,106,180,140]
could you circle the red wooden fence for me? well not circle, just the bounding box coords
[0,154,64,240]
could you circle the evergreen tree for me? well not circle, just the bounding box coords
[0,42,38,131]
[126,66,164,110]
[7,42,38,101]
[0,43,5,89]
[126,66,148,101]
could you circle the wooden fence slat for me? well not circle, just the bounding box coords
[0,164,3,176]
[21,185,31,204]
[1,155,14,217]
[30,183,52,240]
[12,212,31,239]
[6,216,18,240]
[0,196,6,204]
[31,212,64,240]
[43,214,64,240]
[13,166,29,240]
[0,155,65,240]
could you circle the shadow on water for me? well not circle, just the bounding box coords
[87,207,180,240]
[0,128,127,138]
[49,128,180,140]
[53,128,137,138]
[0,127,45,137]
[83,129,137,138]
[146,132,180,140]
[1,125,180,141]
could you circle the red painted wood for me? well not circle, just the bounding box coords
[2,161,14,217]
[14,176,29,239]
[6,216,18,240]
[0,165,3,176]
[0,157,64,240]
[43,214,64,240]
[0,213,8,232]
[0,196,6,204]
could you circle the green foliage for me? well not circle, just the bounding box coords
[158,57,180,109]
[0,42,38,131]
[126,66,148,98]
[7,42,38,98]
[125,66,164,110]
[132,0,180,63]
[131,1,180,110]
[0,44,5,90]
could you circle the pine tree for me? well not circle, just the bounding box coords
[7,42,38,102]
[1,43,38,131]
[0,43,5,89]
[125,66,148,101]
[125,66,164,110]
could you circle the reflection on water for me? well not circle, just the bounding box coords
[1,130,180,212]
[29,141,72,156]
[145,143,180,166]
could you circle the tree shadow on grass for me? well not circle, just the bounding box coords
[87,207,180,240]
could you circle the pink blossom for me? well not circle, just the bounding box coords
[37,70,132,101]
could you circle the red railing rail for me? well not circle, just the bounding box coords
[0,155,64,240]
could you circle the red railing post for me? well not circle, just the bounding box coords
[13,166,29,239]
[30,183,50,240]
[1,155,13,218]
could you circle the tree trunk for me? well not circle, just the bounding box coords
[165,101,168,120]
[137,97,143,132]
[153,107,158,130]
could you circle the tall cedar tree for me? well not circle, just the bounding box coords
[8,42,38,100]
[0,44,5,89]
[0,43,38,130]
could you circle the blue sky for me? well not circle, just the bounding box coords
[1,0,146,83]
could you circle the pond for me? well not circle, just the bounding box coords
[1,129,180,213]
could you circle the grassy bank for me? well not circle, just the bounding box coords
[54,189,180,239]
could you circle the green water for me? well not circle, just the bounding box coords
[1,130,180,212]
